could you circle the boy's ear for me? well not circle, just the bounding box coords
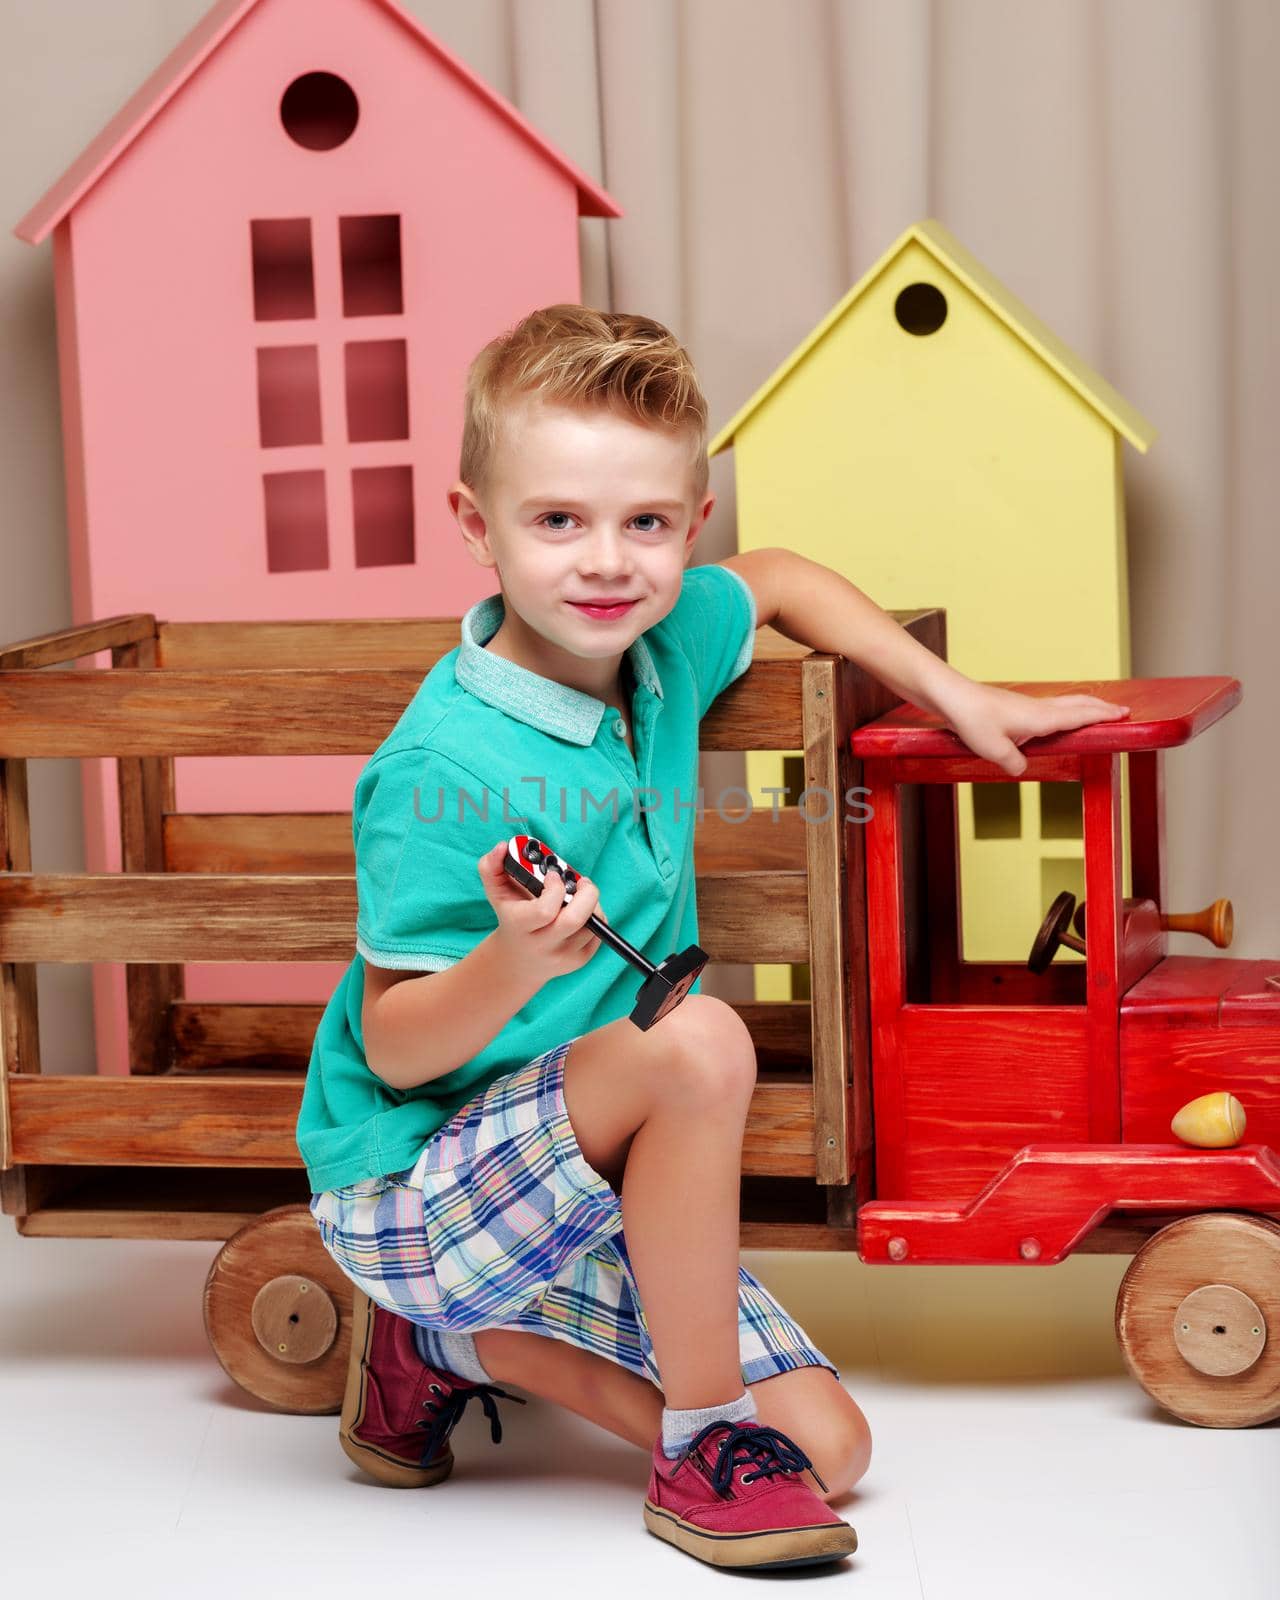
[449,479,498,570]
[691,491,715,531]
[447,478,478,522]
[683,493,715,555]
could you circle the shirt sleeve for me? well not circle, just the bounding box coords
[663,562,758,718]
[352,747,503,971]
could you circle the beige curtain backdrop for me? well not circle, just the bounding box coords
[2,0,1277,1075]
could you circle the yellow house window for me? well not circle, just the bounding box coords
[894,281,948,336]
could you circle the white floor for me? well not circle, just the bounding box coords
[2,1227,1276,1598]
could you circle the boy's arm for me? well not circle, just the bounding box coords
[720,547,1130,777]
[364,932,541,1091]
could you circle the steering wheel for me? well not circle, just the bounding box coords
[1027,890,1087,973]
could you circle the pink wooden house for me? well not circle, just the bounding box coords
[13,0,621,1076]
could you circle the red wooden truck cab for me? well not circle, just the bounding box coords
[848,676,1280,1272]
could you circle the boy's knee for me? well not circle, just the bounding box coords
[660,994,756,1100]
[842,1412,873,1490]
[669,992,754,1049]
[807,1406,873,1501]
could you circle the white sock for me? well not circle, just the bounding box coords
[412,1322,493,1385]
[661,1389,758,1459]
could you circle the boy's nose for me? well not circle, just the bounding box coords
[578,545,633,576]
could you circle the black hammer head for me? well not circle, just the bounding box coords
[629,945,708,1030]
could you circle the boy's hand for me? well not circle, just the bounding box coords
[937,682,1132,777]
[477,840,609,983]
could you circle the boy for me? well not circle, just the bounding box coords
[296,304,1130,1571]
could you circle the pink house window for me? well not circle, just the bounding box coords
[263,469,329,573]
[251,205,414,572]
[256,345,323,446]
[250,217,316,319]
[340,214,403,315]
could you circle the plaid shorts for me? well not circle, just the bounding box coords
[308,1037,840,1390]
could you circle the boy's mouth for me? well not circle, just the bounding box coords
[567,599,638,621]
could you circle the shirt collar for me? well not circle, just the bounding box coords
[455,592,663,744]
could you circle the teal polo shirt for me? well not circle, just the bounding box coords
[295,561,758,1193]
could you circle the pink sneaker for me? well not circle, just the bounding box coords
[643,1419,859,1570]
[338,1287,526,1488]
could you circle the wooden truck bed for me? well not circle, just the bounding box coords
[0,605,946,1249]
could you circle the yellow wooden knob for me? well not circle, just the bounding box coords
[1170,1092,1247,1148]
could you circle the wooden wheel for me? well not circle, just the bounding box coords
[203,1203,352,1413]
[1114,1212,1280,1427]
[1028,891,1081,973]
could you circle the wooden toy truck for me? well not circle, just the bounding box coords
[850,673,1280,1427]
[2,610,1276,1428]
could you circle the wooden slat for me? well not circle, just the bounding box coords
[10,1165,838,1240]
[166,813,353,874]
[695,807,808,871]
[0,613,155,669]
[0,612,942,759]
[114,633,182,1075]
[157,617,465,669]
[816,608,947,1196]
[0,873,350,962]
[6,1071,820,1176]
[733,999,813,1065]
[2,1196,1177,1254]
[171,1003,328,1072]
[693,871,810,963]
[15,1207,855,1248]
[0,669,429,757]
[167,998,809,1075]
[8,1076,301,1166]
[698,663,801,748]
[152,611,936,669]
[738,1220,855,1250]
[0,869,812,965]
[169,996,816,1074]
[742,1078,819,1175]
[800,652,850,1186]
[0,662,808,757]
[9,1165,309,1235]
[0,754,40,1178]
[1,628,46,1192]
[161,804,811,875]
[14,1206,300,1240]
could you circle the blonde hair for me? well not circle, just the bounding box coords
[459,304,710,504]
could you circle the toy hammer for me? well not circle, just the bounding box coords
[502,834,707,1030]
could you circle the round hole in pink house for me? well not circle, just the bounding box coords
[280,71,360,150]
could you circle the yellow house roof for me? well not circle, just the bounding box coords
[708,218,1156,455]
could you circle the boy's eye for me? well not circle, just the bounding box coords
[536,512,668,532]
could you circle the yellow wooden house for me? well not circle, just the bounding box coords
[709,217,1157,999]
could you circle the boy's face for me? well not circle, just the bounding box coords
[448,396,714,692]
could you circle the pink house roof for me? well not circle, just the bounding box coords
[14,0,621,244]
